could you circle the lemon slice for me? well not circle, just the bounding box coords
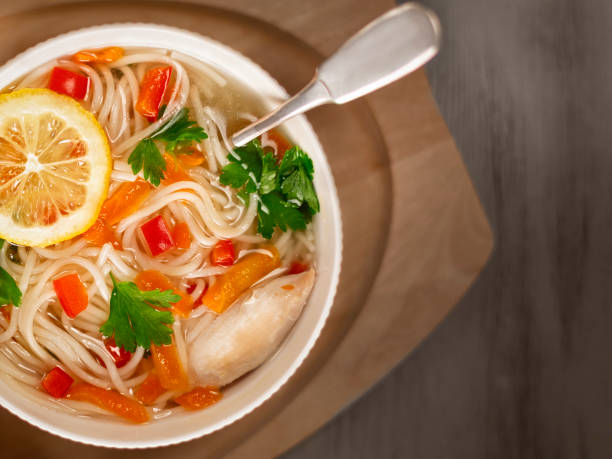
[0,88,111,247]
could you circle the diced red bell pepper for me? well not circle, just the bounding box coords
[1,306,11,322]
[48,67,90,100]
[135,66,172,122]
[41,366,74,398]
[210,240,236,266]
[140,215,175,256]
[186,281,208,307]
[53,273,89,318]
[104,338,132,368]
[288,261,309,275]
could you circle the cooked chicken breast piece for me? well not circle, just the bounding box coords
[188,269,315,387]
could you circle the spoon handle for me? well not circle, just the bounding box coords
[231,3,441,147]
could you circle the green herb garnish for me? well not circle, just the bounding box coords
[0,266,21,308]
[128,108,207,186]
[100,273,179,352]
[220,139,320,238]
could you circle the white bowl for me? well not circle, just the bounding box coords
[0,24,342,448]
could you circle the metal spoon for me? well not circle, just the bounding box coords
[231,3,441,147]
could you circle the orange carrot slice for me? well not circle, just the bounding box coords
[175,386,222,411]
[150,339,190,392]
[135,270,193,318]
[202,245,280,314]
[172,222,191,250]
[135,373,166,406]
[161,154,192,186]
[72,47,125,64]
[66,382,149,423]
[99,177,151,226]
[83,178,150,248]
[82,219,122,249]
[178,148,205,167]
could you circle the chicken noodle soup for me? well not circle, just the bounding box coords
[0,47,319,423]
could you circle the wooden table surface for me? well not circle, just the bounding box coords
[285,0,612,458]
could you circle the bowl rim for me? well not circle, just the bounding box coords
[0,23,343,448]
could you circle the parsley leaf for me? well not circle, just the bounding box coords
[279,147,320,214]
[221,140,262,193]
[0,266,21,307]
[151,108,207,154]
[220,138,319,239]
[219,163,249,189]
[100,273,178,352]
[258,192,306,238]
[260,153,278,194]
[128,139,166,187]
[0,239,4,249]
[128,108,207,186]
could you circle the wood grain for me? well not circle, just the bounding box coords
[285,0,612,458]
[0,1,492,457]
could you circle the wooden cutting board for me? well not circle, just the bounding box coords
[0,1,493,457]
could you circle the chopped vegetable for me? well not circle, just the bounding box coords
[210,240,235,266]
[128,139,166,187]
[179,148,205,167]
[279,146,319,213]
[100,273,178,352]
[41,366,73,398]
[104,337,132,369]
[0,266,21,308]
[175,386,222,411]
[279,146,320,214]
[66,382,149,423]
[53,273,88,318]
[220,140,319,238]
[153,109,208,155]
[82,219,122,250]
[150,339,190,391]
[140,215,175,256]
[202,245,280,313]
[98,178,152,226]
[135,373,165,405]
[135,66,172,121]
[256,192,307,239]
[71,46,124,64]
[128,108,207,186]
[1,306,11,322]
[48,67,89,100]
[161,153,192,186]
[288,261,309,275]
[83,178,151,249]
[173,222,191,250]
[135,270,193,318]
[186,282,207,307]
